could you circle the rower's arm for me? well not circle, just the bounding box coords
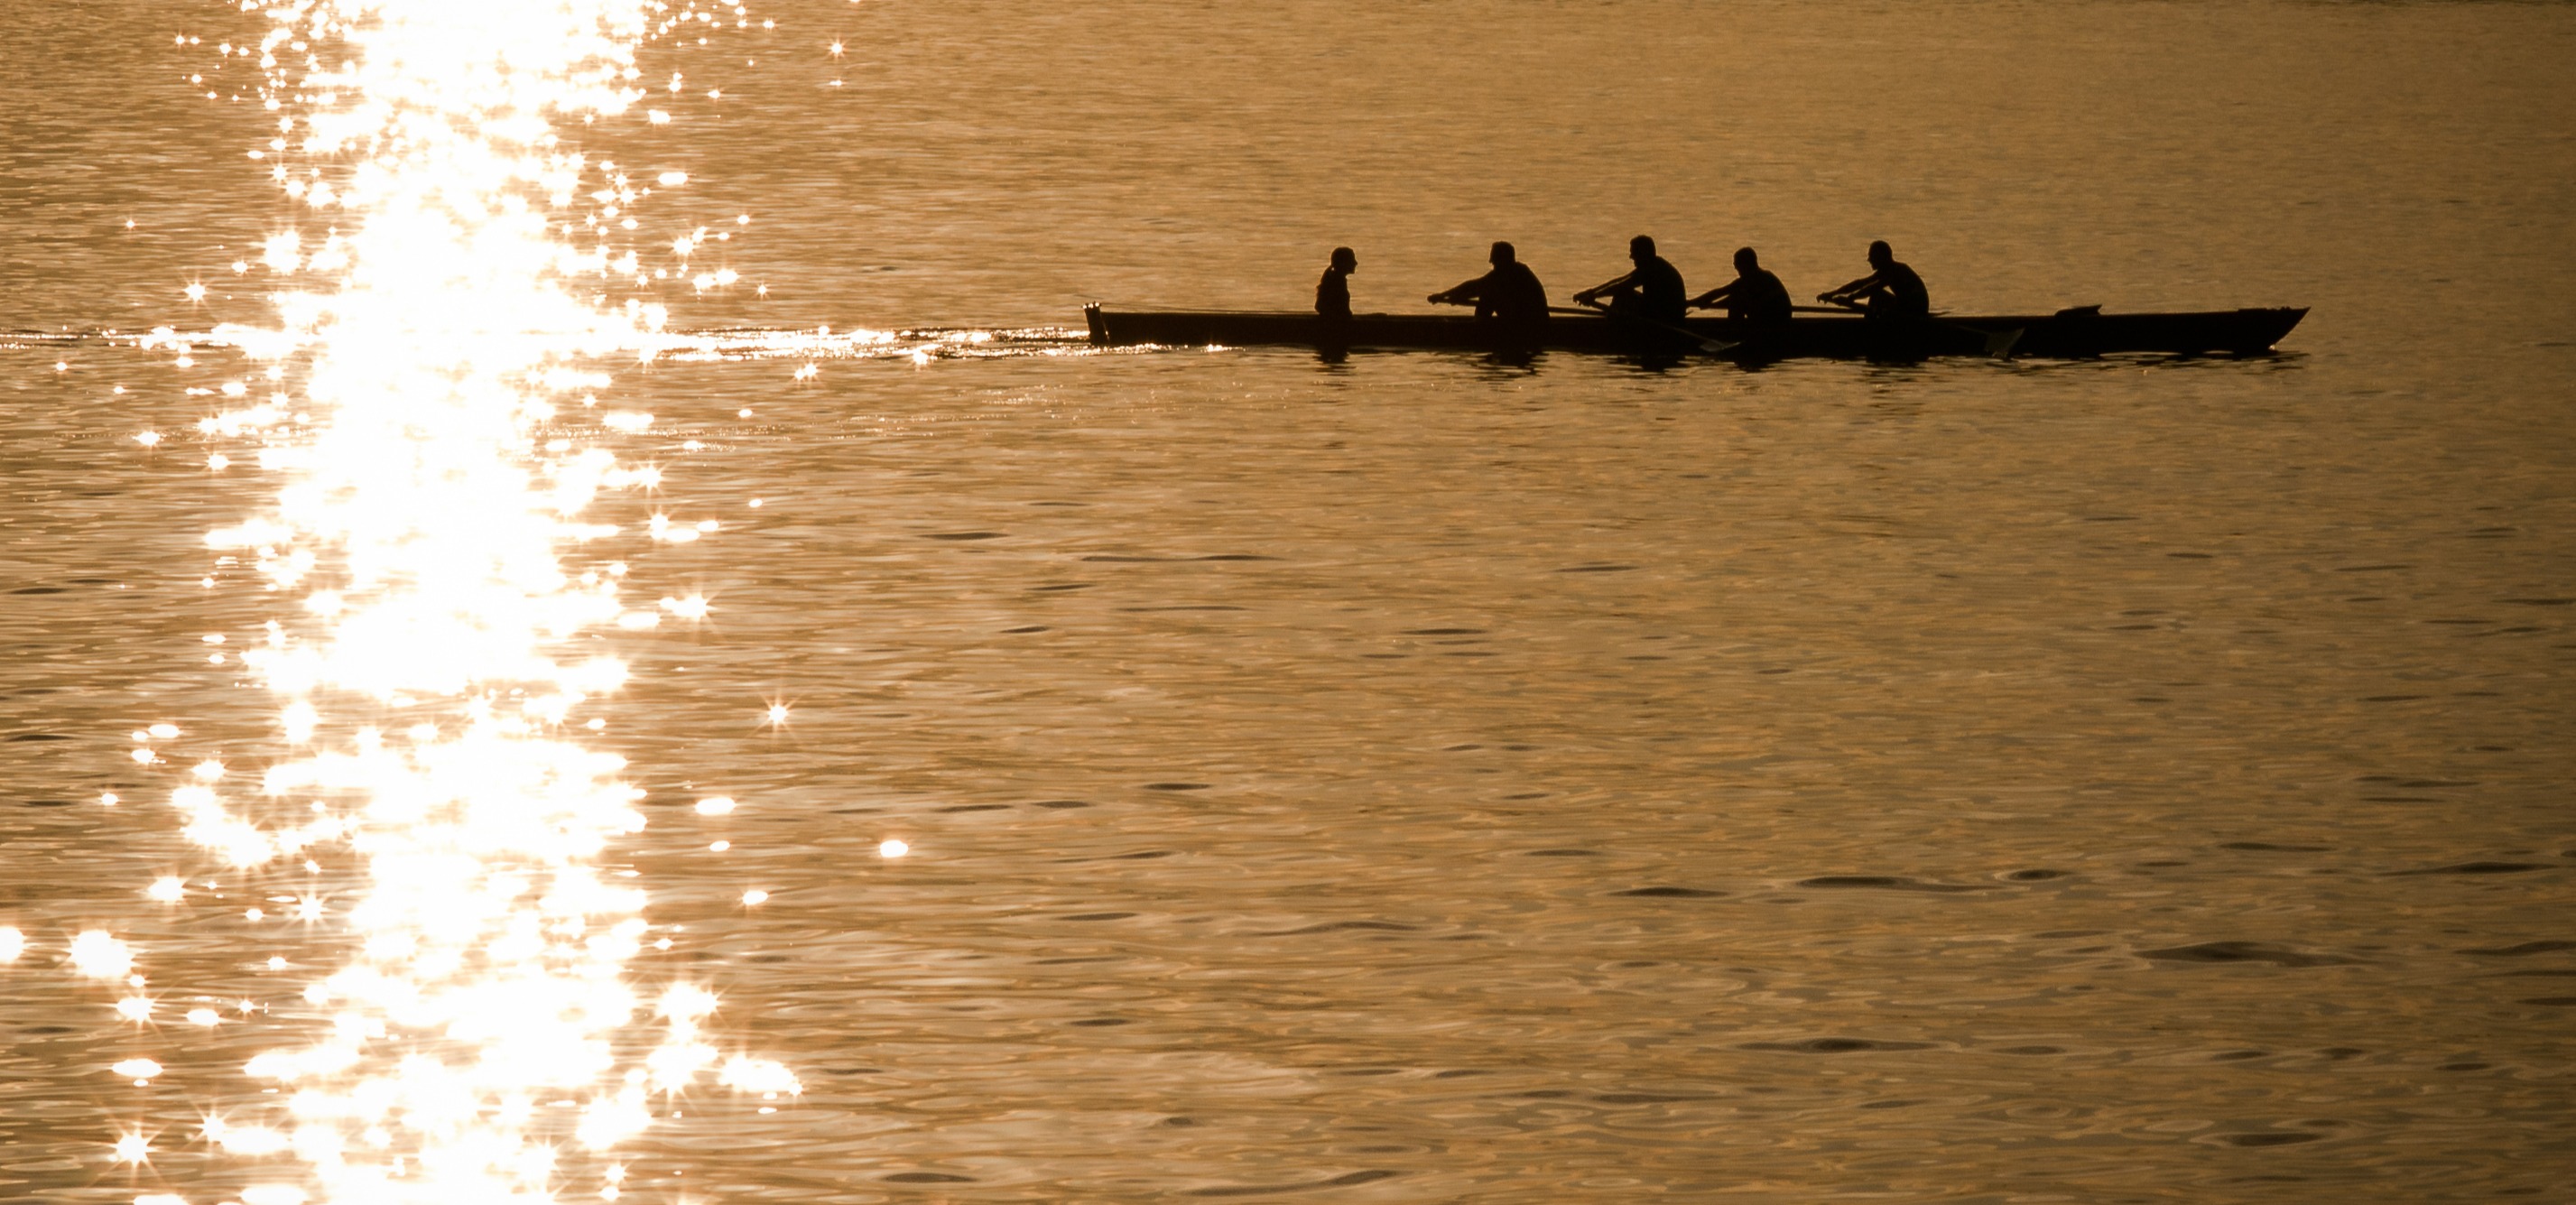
[1819,271,1881,301]
[1572,269,1636,303]
[1428,277,1487,306]
[1687,282,1737,310]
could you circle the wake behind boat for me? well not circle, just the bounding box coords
[1083,303,2308,360]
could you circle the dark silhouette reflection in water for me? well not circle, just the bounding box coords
[1466,346,1547,376]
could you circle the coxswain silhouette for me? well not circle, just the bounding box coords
[1572,235,1687,324]
[1688,246,1793,323]
[1428,240,1551,340]
[1819,239,1929,320]
[1315,246,1357,320]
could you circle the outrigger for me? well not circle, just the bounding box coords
[1083,303,2307,360]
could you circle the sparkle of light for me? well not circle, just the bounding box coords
[103,1,802,1199]
[70,931,135,979]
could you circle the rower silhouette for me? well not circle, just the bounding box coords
[1429,241,1550,342]
[1316,246,1356,320]
[1820,239,1929,320]
[1688,246,1792,322]
[1574,235,1687,324]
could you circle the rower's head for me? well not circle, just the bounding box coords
[1488,241,1517,266]
[1867,240,1894,267]
[1330,246,1357,273]
[1629,235,1656,263]
[1734,246,1759,270]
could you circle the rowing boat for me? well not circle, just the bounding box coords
[1083,303,2306,359]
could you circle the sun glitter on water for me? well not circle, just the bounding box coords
[73,2,797,1201]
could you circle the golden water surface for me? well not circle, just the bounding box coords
[4,1,2572,1200]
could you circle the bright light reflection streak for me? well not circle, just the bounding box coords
[141,1,794,1200]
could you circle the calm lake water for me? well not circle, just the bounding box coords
[5,1,2574,1201]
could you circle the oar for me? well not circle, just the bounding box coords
[1549,304,1737,356]
[1799,301,2021,358]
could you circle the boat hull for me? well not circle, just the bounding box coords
[1083,305,2306,359]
